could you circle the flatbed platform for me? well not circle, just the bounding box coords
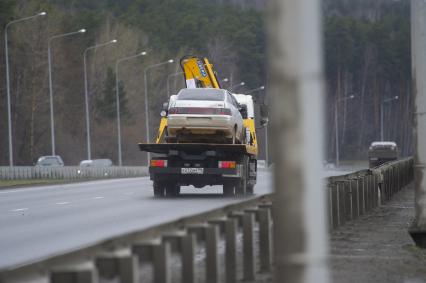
[138,143,257,156]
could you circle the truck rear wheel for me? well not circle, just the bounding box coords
[235,177,247,195]
[223,183,235,196]
[235,155,249,195]
[246,184,254,195]
[153,181,165,197]
[165,183,180,197]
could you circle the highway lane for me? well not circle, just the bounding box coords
[0,172,272,270]
[0,166,362,270]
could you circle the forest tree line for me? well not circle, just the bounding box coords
[0,0,411,165]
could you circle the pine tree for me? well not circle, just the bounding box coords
[96,67,131,122]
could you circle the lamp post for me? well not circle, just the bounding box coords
[335,94,355,167]
[115,51,147,166]
[48,28,86,156]
[265,123,269,166]
[220,77,229,88]
[381,95,399,141]
[83,39,117,160]
[246,85,265,95]
[144,59,174,163]
[167,71,183,97]
[230,81,245,92]
[4,11,47,166]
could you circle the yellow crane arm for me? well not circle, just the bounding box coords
[180,55,220,89]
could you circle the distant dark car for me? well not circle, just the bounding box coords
[35,155,64,167]
[368,141,398,168]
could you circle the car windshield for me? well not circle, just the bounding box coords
[177,89,225,101]
[38,157,61,165]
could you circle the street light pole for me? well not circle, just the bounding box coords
[335,94,355,167]
[265,124,269,165]
[220,77,229,88]
[166,71,183,97]
[83,39,117,160]
[144,59,174,163]
[115,51,147,166]
[380,95,399,141]
[229,81,245,92]
[4,12,46,166]
[48,29,86,156]
[245,85,265,95]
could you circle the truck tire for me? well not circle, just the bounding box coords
[235,155,249,195]
[223,183,235,196]
[153,181,165,197]
[165,183,180,197]
[246,184,254,195]
[235,176,247,195]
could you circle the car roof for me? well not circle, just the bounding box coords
[370,141,397,147]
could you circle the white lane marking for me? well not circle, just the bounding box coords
[10,208,28,212]
[56,202,70,205]
[92,196,104,200]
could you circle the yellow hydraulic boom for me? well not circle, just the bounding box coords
[180,55,221,89]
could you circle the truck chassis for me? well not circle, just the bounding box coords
[139,143,257,197]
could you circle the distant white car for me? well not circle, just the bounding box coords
[368,141,398,168]
[35,155,64,167]
[79,159,113,167]
[167,88,244,143]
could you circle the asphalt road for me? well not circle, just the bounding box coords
[0,166,361,270]
[0,171,273,270]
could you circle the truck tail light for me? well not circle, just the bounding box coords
[218,161,236,169]
[151,160,167,167]
[168,107,231,115]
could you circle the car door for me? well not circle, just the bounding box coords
[226,92,243,137]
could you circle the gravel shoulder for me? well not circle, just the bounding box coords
[330,184,426,283]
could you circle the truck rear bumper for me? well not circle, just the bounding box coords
[149,166,241,177]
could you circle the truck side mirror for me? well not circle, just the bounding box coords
[162,102,169,111]
[239,104,248,119]
[260,117,269,127]
[161,102,169,117]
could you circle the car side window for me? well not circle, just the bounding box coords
[226,92,238,108]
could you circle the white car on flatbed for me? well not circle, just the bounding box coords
[167,88,244,143]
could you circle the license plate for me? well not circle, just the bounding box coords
[181,168,204,174]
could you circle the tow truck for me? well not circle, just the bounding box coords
[139,55,259,197]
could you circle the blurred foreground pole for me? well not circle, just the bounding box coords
[410,0,426,247]
[268,0,329,282]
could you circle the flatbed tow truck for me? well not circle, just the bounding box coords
[139,55,258,197]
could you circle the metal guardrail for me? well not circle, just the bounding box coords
[0,158,414,283]
[327,157,414,230]
[0,166,148,180]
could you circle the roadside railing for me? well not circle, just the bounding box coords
[0,166,148,180]
[327,157,414,230]
[0,158,414,283]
